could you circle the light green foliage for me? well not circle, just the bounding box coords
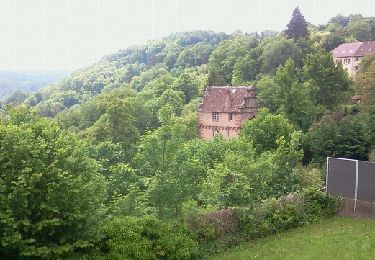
[273,59,319,131]
[260,37,303,74]
[201,112,303,208]
[130,66,169,92]
[208,36,259,85]
[83,96,140,159]
[240,109,297,155]
[103,216,199,260]
[346,18,372,41]
[303,49,353,109]
[255,75,281,112]
[0,108,105,258]
[173,71,200,103]
[294,166,324,190]
[203,133,303,208]
[231,51,261,85]
[176,43,214,68]
[134,115,198,218]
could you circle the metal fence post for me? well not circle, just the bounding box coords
[354,160,359,212]
[326,157,330,191]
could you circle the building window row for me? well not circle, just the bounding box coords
[213,112,235,122]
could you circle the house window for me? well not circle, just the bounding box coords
[213,112,219,122]
[228,113,233,121]
[355,57,359,61]
[355,66,359,71]
[344,58,351,64]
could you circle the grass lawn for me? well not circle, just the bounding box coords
[211,217,375,260]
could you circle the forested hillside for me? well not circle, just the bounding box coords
[2,10,375,259]
[0,70,69,102]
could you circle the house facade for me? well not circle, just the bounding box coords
[198,86,257,139]
[332,41,375,77]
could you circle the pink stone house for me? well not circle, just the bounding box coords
[332,41,375,78]
[198,86,257,139]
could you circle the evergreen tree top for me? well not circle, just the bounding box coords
[285,7,309,41]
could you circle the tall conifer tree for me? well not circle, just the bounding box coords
[285,7,309,41]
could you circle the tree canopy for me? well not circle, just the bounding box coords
[285,7,309,41]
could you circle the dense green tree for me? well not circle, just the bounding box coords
[173,72,200,103]
[207,36,258,85]
[240,109,298,155]
[305,116,339,163]
[260,37,303,74]
[176,43,213,68]
[273,60,318,131]
[329,14,351,27]
[231,52,261,85]
[285,7,309,41]
[335,116,369,160]
[303,49,352,109]
[255,75,282,112]
[0,109,105,258]
[356,54,375,111]
[202,132,302,208]
[83,98,139,160]
[346,18,372,41]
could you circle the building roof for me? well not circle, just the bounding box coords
[350,95,362,100]
[332,41,375,58]
[199,86,255,113]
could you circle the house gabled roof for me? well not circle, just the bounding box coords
[332,41,375,58]
[199,86,255,113]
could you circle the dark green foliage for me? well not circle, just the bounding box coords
[335,116,369,160]
[285,7,309,40]
[0,108,106,258]
[102,216,199,259]
[329,15,351,27]
[305,116,339,164]
[305,113,374,163]
[260,37,303,73]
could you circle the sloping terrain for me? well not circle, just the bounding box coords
[212,217,375,259]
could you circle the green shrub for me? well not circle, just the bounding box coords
[241,189,342,239]
[102,216,199,260]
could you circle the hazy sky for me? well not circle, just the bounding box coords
[0,0,374,71]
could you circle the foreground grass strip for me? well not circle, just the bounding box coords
[211,217,375,260]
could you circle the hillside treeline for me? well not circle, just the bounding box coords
[1,10,375,258]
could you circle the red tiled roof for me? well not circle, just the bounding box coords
[199,86,255,112]
[332,41,375,58]
[350,95,362,100]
